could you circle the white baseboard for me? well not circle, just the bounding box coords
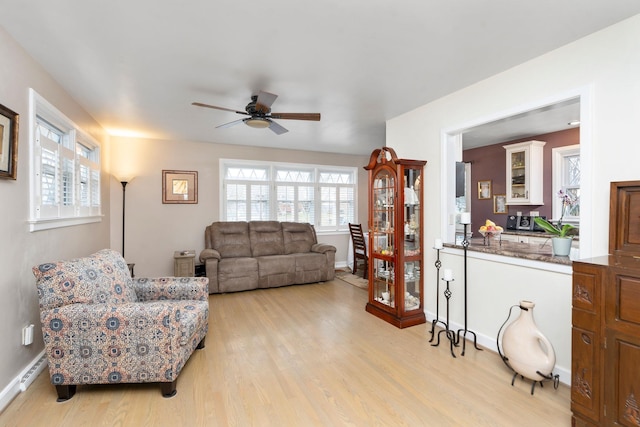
[425,310,570,386]
[0,351,46,413]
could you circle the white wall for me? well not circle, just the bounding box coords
[0,27,111,407]
[108,136,370,278]
[387,14,640,383]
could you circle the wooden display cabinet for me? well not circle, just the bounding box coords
[571,181,640,426]
[364,147,427,328]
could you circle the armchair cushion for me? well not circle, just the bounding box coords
[34,249,137,310]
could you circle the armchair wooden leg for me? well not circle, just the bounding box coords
[161,380,177,398]
[55,385,76,402]
[196,337,206,349]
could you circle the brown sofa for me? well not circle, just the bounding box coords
[199,221,336,293]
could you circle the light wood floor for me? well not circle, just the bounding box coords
[0,279,571,426]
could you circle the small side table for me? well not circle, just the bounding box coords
[174,250,195,277]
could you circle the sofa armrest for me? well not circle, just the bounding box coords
[133,277,209,302]
[311,243,336,254]
[199,248,221,263]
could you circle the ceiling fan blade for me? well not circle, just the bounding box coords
[268,120,289,135]
[270,112,321,121]
[215,118,246,129]
[192,102,248,115]
[255,91,278,112]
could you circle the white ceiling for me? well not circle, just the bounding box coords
[1,1,639,155]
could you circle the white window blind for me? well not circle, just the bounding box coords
[29,89,102,231]
[221,160,356,232]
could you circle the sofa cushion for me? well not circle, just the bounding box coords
[33,249,137,310]
[256,255,295,288]
[210,222,252,258]
[218,257,259,293]
[249,221,284,257]
[282,222,317,254]
[292,252,328,284]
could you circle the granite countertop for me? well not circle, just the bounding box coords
[501,229,580,241]
[444,237,573,266]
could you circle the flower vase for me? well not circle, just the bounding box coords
[502,300,556,382]
[551,237,572,256]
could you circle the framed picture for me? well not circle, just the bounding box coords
[478,180,491,199]
[493,194,507,214]
[162,170,198,204]
[0,103,19,180]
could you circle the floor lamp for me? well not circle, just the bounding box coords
[120,180,128,258]
[118,177,135,277]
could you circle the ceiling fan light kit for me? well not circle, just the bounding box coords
[244,118,271,129]
[192,90,320,135]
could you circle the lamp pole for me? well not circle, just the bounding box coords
[121,181,128,258]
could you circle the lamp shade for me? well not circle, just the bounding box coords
[404,186,418,205]
[115,174,135,184]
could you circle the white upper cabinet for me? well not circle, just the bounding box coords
[503,140,546,205]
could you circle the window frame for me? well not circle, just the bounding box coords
[220,159,357,232]
[552,144,580,224]
[28,89,102,232]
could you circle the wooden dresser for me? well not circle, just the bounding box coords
[571,181,640,426]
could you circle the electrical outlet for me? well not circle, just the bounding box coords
[530,211,539,217]
[22,324,34,346]
[516,211,522,217]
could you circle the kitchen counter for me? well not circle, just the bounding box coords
[501,229,580,241]
[444,236,574,266]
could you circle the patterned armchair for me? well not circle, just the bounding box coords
[32,249,209,401]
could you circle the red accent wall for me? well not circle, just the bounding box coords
[462,127,579,229]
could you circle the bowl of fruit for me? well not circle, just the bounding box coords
[478,219,503,239]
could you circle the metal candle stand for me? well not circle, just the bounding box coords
[429,248,448,343]
[431,276,457,357]
[456,223,483,356]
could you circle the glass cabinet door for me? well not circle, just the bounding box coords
[371,168,395,308]
[401,167,421,313]
[509,148,527,201]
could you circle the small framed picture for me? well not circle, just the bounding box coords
[0,103,19,180]
[493,194,507,214]
[478,180,492,199]
[162,170,198,204]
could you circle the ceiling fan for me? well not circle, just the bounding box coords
[192,91,321,135]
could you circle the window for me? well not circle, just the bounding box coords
[552,145,580,224]
[29,89,101,231]
[221,160,356,232]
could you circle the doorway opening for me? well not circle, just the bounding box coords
[440,88,592,259]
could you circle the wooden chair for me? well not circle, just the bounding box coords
[348,223,369,278]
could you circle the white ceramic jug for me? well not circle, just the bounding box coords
[502,300,556,381]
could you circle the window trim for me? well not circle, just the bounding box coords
[220,159,357,232]
[552,144,580,224]
[28,89,102,232]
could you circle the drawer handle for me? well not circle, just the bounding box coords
[581,334,591,344]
